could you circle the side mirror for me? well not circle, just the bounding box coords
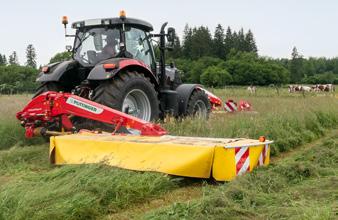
[167,27,176,43]
[65,45,72,52]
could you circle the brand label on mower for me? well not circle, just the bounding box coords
[66,97,103,114]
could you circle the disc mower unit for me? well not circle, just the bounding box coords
[17,92,272,181]
[50,133,272,181]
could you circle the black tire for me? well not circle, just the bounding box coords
[33,82,63,98]
[186,90,211,119]
[92,70,160,122]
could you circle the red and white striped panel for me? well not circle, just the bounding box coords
[235,146,250,175]
[224,100,237,113]
[258,144,269,166]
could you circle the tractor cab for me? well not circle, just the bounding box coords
[71,16,156,71]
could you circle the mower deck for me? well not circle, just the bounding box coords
[50,133,272,181]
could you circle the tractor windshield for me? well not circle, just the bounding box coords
[74,28,120,66]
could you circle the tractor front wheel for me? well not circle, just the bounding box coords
[92,71,159,122]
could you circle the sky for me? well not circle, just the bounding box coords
[0,0,337,66]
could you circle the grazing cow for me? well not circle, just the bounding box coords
[301,86,312,92]
[289,85,313,93]
[288,85,302,93]
[288,85,294,93]
[325,84,335,92]
[247,85,256,94]
[311,85,320,92]
[314,84,335,92]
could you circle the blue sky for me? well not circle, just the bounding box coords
[1,0,337,65]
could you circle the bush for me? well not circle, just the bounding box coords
[302,71,338,84]
[201,65,232,87]
[0,65,38,94]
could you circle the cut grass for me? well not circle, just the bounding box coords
[0,89,337,219]
[0,161,179,220]
[142,133,338,220]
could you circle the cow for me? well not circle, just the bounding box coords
[288,85,295,93]
[314,84,335,92]
[301,86,312,92]
[325,84,335,92]
[288,85,313,93]
[247,85,256,94]
[288,85,303,93]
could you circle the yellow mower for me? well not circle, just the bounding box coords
[17,91,272,181]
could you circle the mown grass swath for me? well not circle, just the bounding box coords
[143,134,337,219]
[0,88,337,219]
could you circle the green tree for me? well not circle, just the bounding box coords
[2,55,7,65]
[49,51,72,64]
[182,24,193,59]
[26,44,37,68]
[233,28,246,51]
[212,24,226,59]
[224,26,233,59]
[190,26,213,59]
[244,30,258,54]
[0,65,38,93]
[289,47,304,83]
[189,56,224,83]
[201,65,232,87]
[8,51,19,65]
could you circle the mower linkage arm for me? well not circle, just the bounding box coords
[16,92,167,138]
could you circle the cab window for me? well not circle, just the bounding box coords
[125,27,154,68]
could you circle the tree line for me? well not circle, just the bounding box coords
[0,23,337,94]
[167,24,338,87]
[0,45,38,93]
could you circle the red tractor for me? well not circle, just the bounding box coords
[35,11,220,131]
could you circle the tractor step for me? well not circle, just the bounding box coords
[50,132,272,181]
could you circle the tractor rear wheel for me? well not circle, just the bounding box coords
[186,90,211,119]
[92,71,160,122]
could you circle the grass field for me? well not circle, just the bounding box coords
[0,88,337,219]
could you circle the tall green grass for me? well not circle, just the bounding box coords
[0,94,44,150]
[0,90,337,219]
[164,93,338,155]
[143,134,338,219]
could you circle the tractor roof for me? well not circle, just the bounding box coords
[72,17,153,32]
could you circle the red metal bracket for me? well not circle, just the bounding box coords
[16,92,167,138]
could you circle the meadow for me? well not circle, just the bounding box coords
[0,87,337,219]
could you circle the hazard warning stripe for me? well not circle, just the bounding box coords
[224,101,238,112]
[229,102,237,111]
[258,144,269,166]
[224,104,233,112]
[235,146,250,175]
